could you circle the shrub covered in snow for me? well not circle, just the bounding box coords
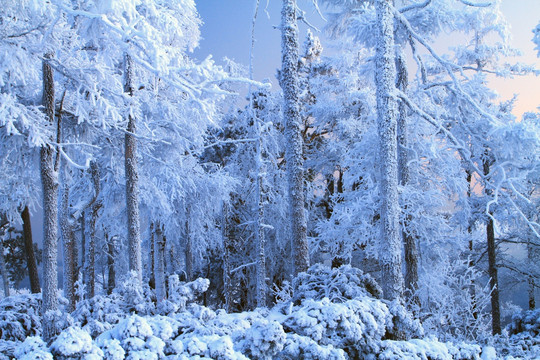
[50,326,104,359]
[13,336,53,360]
[3,264,534,360]
[492,308,540,359]
[292,264,383,303]
[0,294,42,342]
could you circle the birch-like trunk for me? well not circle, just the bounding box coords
[154,223,166,303]
[374,0,404,301]
[280,0,309,275]
[21,206,40,294]
[124,54,142,283]
[396,49,418,302]
[40,54,59,342]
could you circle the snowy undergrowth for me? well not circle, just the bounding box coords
[2,265,538,359]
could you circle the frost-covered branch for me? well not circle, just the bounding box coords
[392,5,503,127]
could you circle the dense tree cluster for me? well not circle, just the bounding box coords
[0,0,539,358]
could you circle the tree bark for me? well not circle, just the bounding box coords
[60,179,77,311]
[148,223,155,289]
[185,207,193,282]
[222,204,234,312]
[528,242,536,309]
[281,0,309,276]
[40,54,59,343]
[21,206,40,294]
[0,240,9,298]
[86,161,102,299]
[483,159,501,334]
[375,0,404,301]
[154,222,166,303]
[106,234,116,295]
[124,54,142,284]
[396,49,418,303]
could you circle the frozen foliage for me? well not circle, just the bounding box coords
[3,265,539,359]
[158,276,210,315]
[495,309,540,359]
[0,294,41,342]
[50,326,104,359]
[14,337,53,360]
[292,264,383,303]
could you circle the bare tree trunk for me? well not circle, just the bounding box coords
[86,161,102,299]
[148,223,155,289]
[60,179,77,311]
[528,242,536,309]
[483,159,501,334]
[21,206,40,294]
[185,207,193,282]
[374,0,404,301]
[222,204,234,312]
[124,54,142,284]
[0,240,9,298]
[40,54,59,343]
[154,223,166,303]
[396,49,418,303]
[106,234,116,295]
[281,0,309,276]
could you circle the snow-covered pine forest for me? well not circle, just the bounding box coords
[0,0,539,358]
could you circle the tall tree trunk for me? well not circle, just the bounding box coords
[86,161,102,299]
[252,96,267,308]
[106,234,116,295]
[374,0,404,301]
[185,207,193,282]
[21,206,40,294]
[396,49,418,303]
[0,240,9,298]
[148,223,155,289]
[483,159,501,334]
[528,242,536,309]
[465,170,478,323]
[124,54,142,283]
[281,0,309,275]
[223,203,234,312]
[40,54,59,343]
[154,223,166,303]
[60,179,77,311]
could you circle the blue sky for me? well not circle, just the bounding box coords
[193,0,540,117]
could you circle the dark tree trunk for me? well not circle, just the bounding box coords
[21,206,40,294]
[185,207,193,282]
[86,161,102,299]
[106,234,116,295]
[396,49,419,304]
[222,204,234,312]
[148,223,155,289]
[0,240,9,298]
[154,223,166,303]
[483,159,501,335]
